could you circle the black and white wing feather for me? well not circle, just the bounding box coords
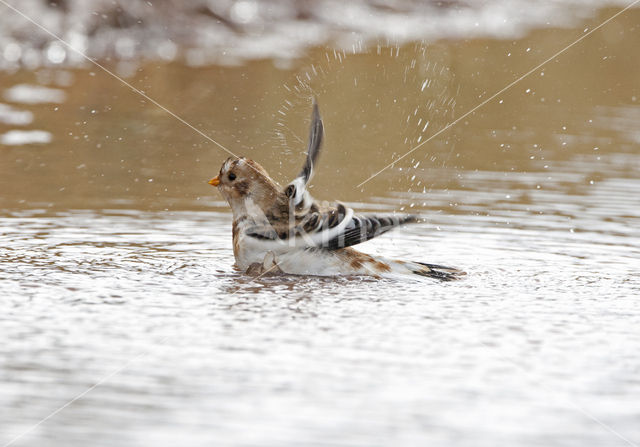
[321,213,420,249]
[284,99,323,210]
[245,202,420,250]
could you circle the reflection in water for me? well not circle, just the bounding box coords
[3,84,67,104]
[0,129,52,145]
[1,5,640,447]
[0,103,33,125]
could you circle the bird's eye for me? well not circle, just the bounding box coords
[228,173,236,181]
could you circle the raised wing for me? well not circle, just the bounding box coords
[284,99,323,210]
[245,202,420,250]
[248,100,418,251]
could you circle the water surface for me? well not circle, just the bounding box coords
[1,5,640,447]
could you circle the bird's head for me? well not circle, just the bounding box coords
[209,157,279,215]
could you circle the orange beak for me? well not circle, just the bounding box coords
[208,175,220,186]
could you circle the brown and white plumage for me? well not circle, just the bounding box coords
[209,101,463,281]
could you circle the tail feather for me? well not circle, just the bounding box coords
[412,261,465,281]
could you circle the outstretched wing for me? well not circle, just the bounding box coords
[321,213,420,249]
[284,99,323,209]
[245,202,420,250]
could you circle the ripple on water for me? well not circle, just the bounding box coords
[0,205,639,446]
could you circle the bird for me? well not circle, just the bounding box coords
[208,101,464,281]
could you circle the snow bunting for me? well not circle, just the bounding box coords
[209,101,463,280]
